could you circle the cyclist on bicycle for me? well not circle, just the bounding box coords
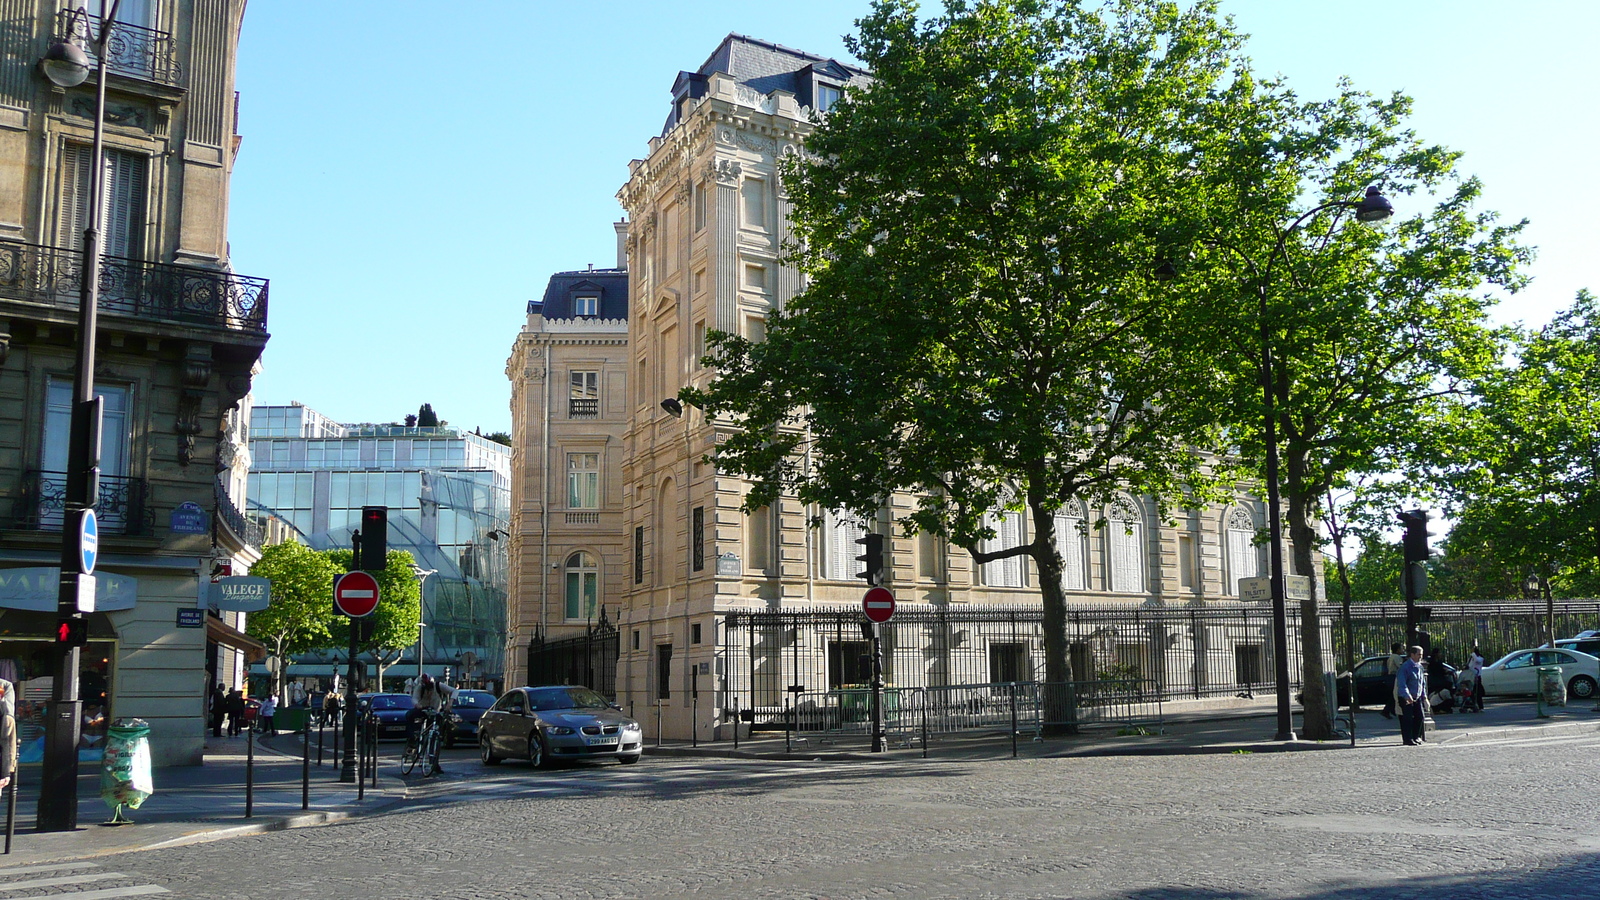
[406,674,453,773]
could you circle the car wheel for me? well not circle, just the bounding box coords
[528,732,551,769]
[480,734,501,766]
[619,753,641,765]
[1570,675,1597,699]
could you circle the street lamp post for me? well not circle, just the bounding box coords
[411,566,437,682]
[1252,186,1393,742]
[37,0,123,833]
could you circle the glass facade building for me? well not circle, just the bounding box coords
[248,404,511,684]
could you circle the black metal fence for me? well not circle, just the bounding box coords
[526,621,619,699]
[719,601,1600,727]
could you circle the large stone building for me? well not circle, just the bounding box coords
[509,35,1275,739]
[0,0,268,765]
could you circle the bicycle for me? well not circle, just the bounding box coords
[401,709,444,776]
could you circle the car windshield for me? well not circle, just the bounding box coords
[527,687,612,711]
[453,691,494,708]
[368,694,413,710]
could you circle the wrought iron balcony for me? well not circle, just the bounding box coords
[0,240,268,333]
[13,470,152,536]
[215,476,262,550]
[55,8,183,87]
[569,398,599,418]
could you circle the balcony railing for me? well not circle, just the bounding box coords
[0,240,268,333]
[13,470,152,536]
[55,9,183,87]
[569,398,599,418]
[215,477,262,550]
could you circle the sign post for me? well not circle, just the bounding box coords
[335,548,378,784]
[861,587,895,752]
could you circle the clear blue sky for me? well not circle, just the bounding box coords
[229,1,1598,436]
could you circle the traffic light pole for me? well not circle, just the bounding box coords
[339,532,361,783]
[870,624,886,753]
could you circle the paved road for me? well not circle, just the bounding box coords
[6,731,1599,899]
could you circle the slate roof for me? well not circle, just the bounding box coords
[529,268,629,319]
[661,33,871,134]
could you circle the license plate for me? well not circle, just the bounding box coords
[589,736,619,746]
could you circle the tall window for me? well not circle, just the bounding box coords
[691,506,705,572]
[44,379,130,528]
[1053,501,1088,592]
[567,452,599,509]
[693,181,707,231]
[747,506,771,573]
[823,509,866,581]
[60,145,146,259]
[573,295,598,317]
[816,83,841,112]
[1226,507,1262,596]
[1107,496,1145,593]
[569,371,598,417]
[634,526,644,584]
[564,551,598,621]
[655,644,673,699]
[741,177,767,231]
[983,510,1025,587]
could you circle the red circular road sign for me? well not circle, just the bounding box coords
[862,586,896,623]
[334,570,380,618]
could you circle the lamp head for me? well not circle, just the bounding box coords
[660,397,683,418]
[1354,186,1393,223]
[41,39,90,88]
[1152,258,1178,281]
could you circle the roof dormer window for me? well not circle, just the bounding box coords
[574,295,598,317]
[816,83,841,113]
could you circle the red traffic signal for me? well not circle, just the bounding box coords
[360,506,388,569]
[56,616,87,647]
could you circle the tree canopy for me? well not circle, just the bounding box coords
[246,541,343,694]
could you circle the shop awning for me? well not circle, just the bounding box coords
[206,616,267,663]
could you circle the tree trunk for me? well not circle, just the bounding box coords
[1028,500,1076,735]
[1286,488,1331,740]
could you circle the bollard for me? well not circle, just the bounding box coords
[356,715,366,802]
[302,721,310,811]
[4,773,16,854]
[367,715,378,789]
[317,717,325,766]
[784,696,791,754]
[921,692,929,760]
[1010,683,1019,759]
[692,690,698,748]
[245,728,254,818]
[655,701,663,748]
[733,697,740,750]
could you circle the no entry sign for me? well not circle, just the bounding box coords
[334,570,380,618]
[862,586,896,623]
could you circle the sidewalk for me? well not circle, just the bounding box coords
[2,699,1596,868]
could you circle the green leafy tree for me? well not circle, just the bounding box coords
[687,0,1268,727]
[246,541,342,698]
[326,549,423,689]
[1188,76,1528,736]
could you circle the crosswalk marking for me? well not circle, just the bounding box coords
[0,862,168,899]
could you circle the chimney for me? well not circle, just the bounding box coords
[614,218,629,271]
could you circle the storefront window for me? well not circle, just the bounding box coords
[0,636,116,764]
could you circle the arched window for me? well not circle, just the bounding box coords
[1053,500,1088,592]
[983,510,1026,587]
[564,551,598,621]
[1226,507,1263,595]
[1107,495,1145,593]
[823,509,866,581]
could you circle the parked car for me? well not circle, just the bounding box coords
[1477,648,1600,699]
[444,689,497,747]
[1554,636,1600,658]
[1341,655,1457,707]
[360,692,415,740]
[478,685,643,768]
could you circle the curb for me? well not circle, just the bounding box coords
[136,810,356,852]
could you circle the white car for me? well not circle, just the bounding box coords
[1477,648,1600,700]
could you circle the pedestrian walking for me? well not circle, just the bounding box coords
[1397,645,1427,745]
[1381,642,1405,719]
[0,680,16,793]
[1465,645,1486,712]
[225,688,245,737]
[210,683,226,737]
[258,693,277,735]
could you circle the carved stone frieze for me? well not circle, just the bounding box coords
[176,389,203,466]
[710,158,742,185]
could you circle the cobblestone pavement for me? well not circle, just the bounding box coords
[7,730,1599,900]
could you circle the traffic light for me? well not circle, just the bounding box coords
[56,616,87,647]
[360,506,388,569]
[1397,509,1430,602]
[855,533,885,586]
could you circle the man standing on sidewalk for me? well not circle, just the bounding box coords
[1397,646,1427,745]
[0,680,16,795]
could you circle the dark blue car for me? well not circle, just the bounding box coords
[445,690,496,747]
[359,692,414,740]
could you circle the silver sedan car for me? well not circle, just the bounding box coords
[1477,648,1600,700]
[479,685,643,768]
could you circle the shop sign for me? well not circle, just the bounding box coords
[0,567,138,612]
[176,608,205,628]
[170,501,209,535]
[209,576,271,612]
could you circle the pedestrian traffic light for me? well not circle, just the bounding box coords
[360,506,387,569]
[56,615,87,647]
[855,533,885,586]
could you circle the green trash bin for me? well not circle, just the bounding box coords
[1536,665,1566,716]
[276,706,310,734]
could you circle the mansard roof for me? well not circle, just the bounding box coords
[529,267,629,319]
[662,33,871,133]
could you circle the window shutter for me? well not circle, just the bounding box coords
[1055,513,1086,591]
[103,150,146,259]
[59,145,91,250]
[1109,499,1144,593]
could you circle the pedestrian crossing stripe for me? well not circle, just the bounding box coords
[0,862,168,898]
